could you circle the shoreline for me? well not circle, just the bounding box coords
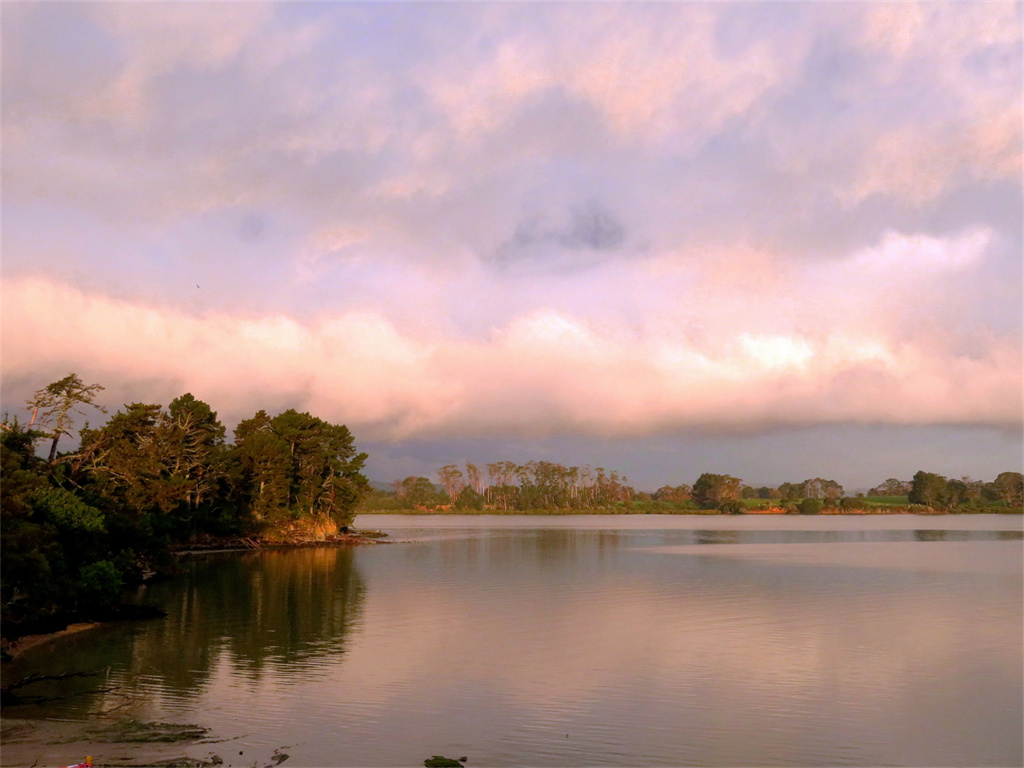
[0,717,227,768]
[170,529,388,556]
[1,622,102,660]
[355,507,1019,515]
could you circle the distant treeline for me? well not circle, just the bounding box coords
[361,462,1023,515]
[2,374,367,638]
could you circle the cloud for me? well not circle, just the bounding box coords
[4,258,1019,442]
[1,1,1020,485]
[495,199,627,267]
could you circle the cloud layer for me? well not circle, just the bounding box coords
[2,2,1021,479]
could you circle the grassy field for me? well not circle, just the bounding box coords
[863,495,910,504]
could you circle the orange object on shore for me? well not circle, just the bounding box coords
[61,758,92,768]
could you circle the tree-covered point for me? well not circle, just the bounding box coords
[1,375,368,638]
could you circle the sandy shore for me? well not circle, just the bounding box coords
[1,623,103,661]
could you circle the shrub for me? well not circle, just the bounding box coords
[798,498,822,515]
[720,500,744,515]
[75,560,123,607]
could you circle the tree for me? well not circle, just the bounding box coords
[455,485,485,510]
[26,374,107,464]
[721,499,745,515]
[653,485,692,503]
[692,473,742,510]
[869,478,911,497]
[908,471,949,509]
[993,471,1023,507]
[166,394,228,516]
[262,409,368,527]
[233,410,291,521]
[486,461,518,510]
[778,481,802,501]
[75,402,169,516]
[465,462,484,495]
[397,476,445,507]
[438,464,465,503]
[798,498,822,515]
[1,419,52,617]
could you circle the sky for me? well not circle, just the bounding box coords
[2,1,1022,492]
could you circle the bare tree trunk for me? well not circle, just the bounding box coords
[47,435,60,464]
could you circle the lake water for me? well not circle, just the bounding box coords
[2,514,1021,767]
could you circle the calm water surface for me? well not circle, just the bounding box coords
[2,514,1021,767]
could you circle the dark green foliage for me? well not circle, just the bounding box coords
[30,487,106,533]
[75,560,123,606]
[234,409,367,528]
[394,476,447,508]
[1,419,131,626]
[905,470,1021,511]
[692,473,742,510]
[798,498,823,515]
[993,471,1023,508]
[2,420,60,623]
[778,482,802,501]
[424,757,465,768]
[455,485,485,510]
[720,500,745,515]
[1,376,368,638]
[909,471,951,509]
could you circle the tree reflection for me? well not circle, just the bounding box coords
[693,529,740,546]
[1,549,366,720]
[122,548,366,692]
[913,529,948,542]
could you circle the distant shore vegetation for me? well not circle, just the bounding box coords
[359,463,1022,516]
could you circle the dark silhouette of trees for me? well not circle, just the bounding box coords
[2,376,368,637]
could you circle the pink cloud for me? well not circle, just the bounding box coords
[4,273,1019,441]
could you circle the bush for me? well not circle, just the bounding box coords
[720,500,744,515]
[798,498,822,515]
[30,487,106,533]
[75,560,123,607]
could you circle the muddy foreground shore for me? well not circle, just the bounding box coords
[0,716,272,768]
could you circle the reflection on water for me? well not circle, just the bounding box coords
[2,548,365,720]
[2,516,1021,767]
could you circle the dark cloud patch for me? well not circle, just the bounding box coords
[494,199,626,267]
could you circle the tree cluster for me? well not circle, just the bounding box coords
[2,375,367,636]
[908,470,1022,510]
[371,461,635,511]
